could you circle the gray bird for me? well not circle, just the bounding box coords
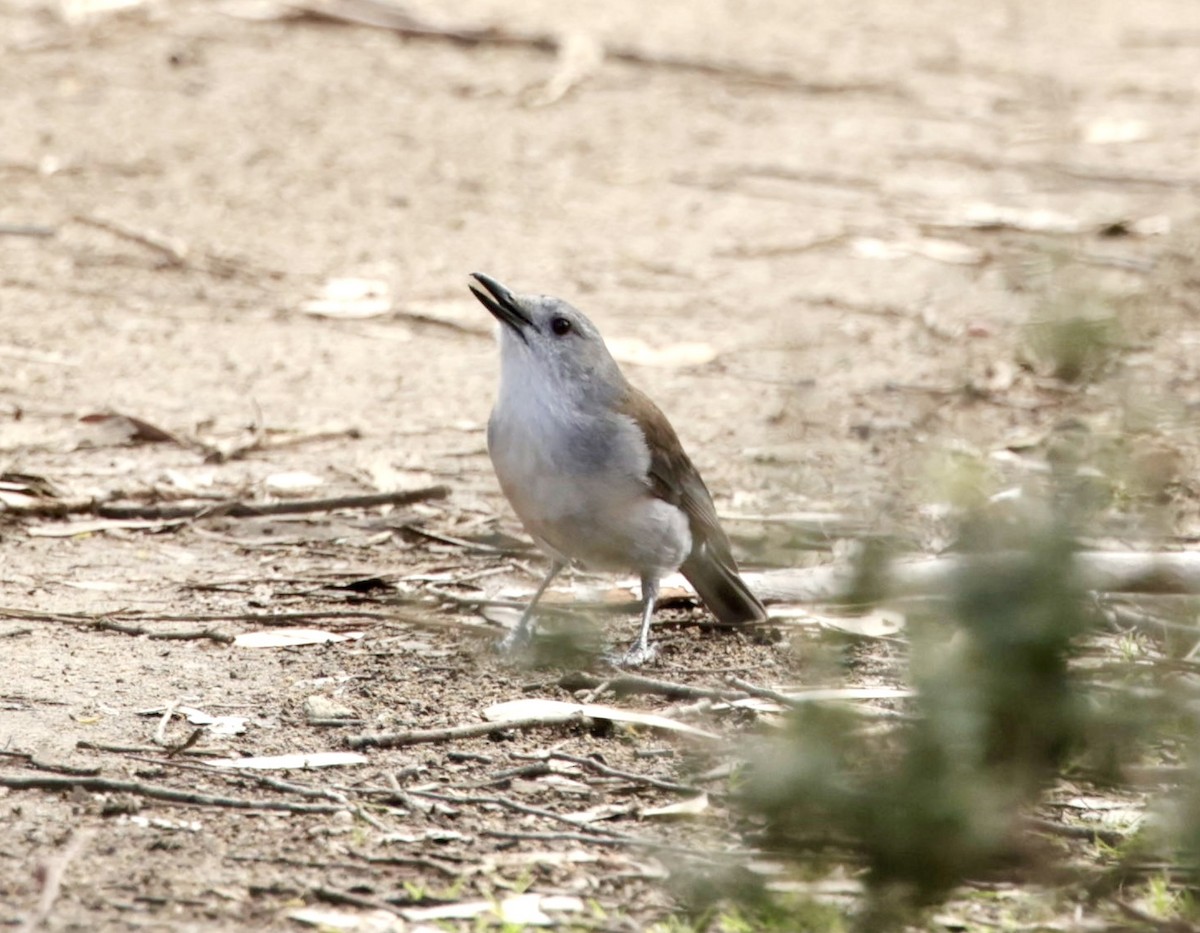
[468,272,767,665]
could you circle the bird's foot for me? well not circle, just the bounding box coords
[615,639,659,668]
[495,627,532,656]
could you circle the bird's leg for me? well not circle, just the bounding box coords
[497,560,565,654]
[620,574,660,667]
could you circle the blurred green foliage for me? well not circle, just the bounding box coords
[719,464,1199,930]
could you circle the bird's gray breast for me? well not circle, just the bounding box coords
[487,403,690,573]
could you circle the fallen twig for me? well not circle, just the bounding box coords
[724,677,795,707]
[725,677,915,720]
[0,750,100,777]
[96,485,449,521]
[479,828,730,862]
[0,607,467,644]
[0,772,345,813]
[312,886,404,917]
[346,714,586,750]
[1025,816,1126,848]
[744,551,1200,603]
[406,787,636,840]
[76,740,224,757]
[73,212,190,265]
[202,426,363,463]
[398,523,530,555]
[558,670,744,702]
[71,212,289,281]
[0,608,236,644]
[543,751,703,795]
[897,148,1200,191]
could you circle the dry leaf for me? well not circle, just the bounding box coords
[161,468,216,493]
[302,695,357,722]
[782,686,914,703]
[264,470,324,495]
[606,337,718,369]
[912,237,986,265]
[1128,214,1171,236]
[287,907,399,932]
[79,412,184,446]
[399,298,490,335]
[0,472,66,509]
[61,580,130,592]
[205,751,367,769]
[851,237,909,260]
[563,802,636,824]
[770,607,906,638]
[818,609,906,638]
[138,705,247,735]
[233,629,363,648]
[27,518,181,537]
[58,0,149,23]
[0,489,42,509]
[483,698,721,741]
[956,203,1082,234]
[850,237,984,265]
[1083,118,1151,144]
[401,894,584,925]
[300,278,393,319]
[643,793,709,819]
[478,606,524,629]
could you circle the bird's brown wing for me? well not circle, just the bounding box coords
[618,385,767,625]
[617,385,735,566]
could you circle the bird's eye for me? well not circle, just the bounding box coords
[550,316,572,336]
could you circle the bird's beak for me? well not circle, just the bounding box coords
[469,273,532,337]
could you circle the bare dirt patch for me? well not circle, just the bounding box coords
[3,0,1200,929]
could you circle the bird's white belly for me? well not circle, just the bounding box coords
[488,408,691,575]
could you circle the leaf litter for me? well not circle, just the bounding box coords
[4,1,1200,929]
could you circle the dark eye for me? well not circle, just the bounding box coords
[550,316,572,336]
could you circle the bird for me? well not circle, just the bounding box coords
[467,272,767,666]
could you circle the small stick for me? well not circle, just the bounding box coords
[0,772,346,814]
[399,523,528,555]
[73,212,189,265]
[0,607,460,638]
[153,701,181,747]
[479,828,731,862]
[406,788,636,840]
[1024,816,1126,847]
[725,677,796,706]
[545,751,702,795]
[347,715,586,750]
[76,740,223,757]
[96,485,449,520]
[558,670,743,701]
[312,886,403,917]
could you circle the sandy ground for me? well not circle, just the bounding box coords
[2,0,1200,928]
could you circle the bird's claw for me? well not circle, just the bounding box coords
[615,640,659,668]
[495,627,532,656]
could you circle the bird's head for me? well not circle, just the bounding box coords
[468,272,625,405]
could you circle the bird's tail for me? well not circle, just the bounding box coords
[681,551,768,626]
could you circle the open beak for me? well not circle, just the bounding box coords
[469,273,532,337]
